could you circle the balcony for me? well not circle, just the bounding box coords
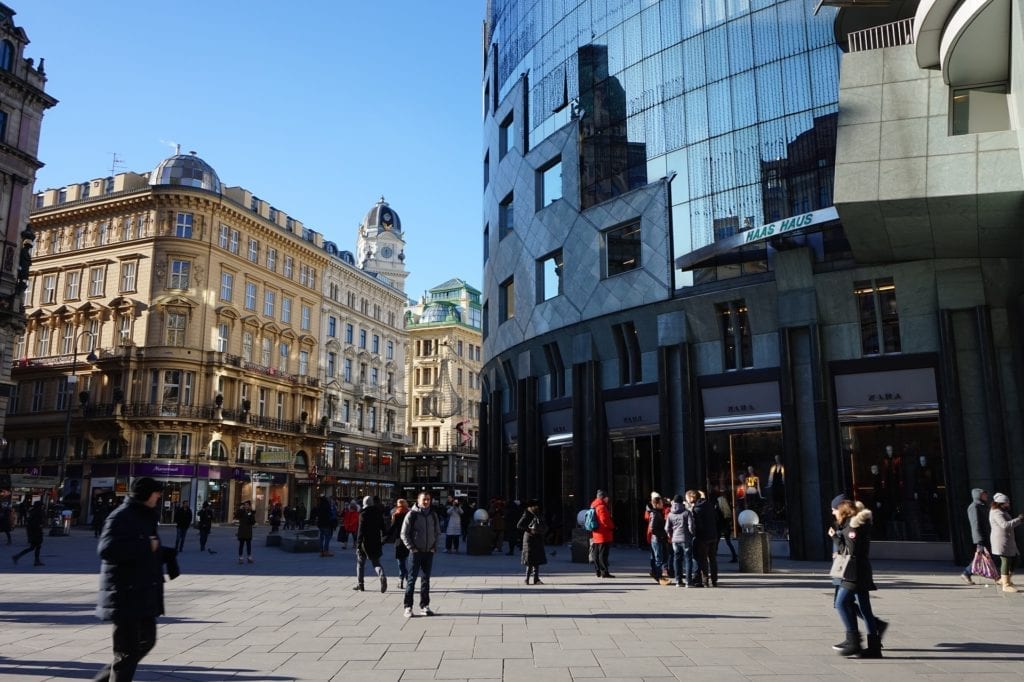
[847,16,914,52]
[120,403,219,420]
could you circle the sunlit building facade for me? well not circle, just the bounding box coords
[480,0,1024,563]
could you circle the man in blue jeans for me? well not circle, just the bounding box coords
[400,490,440,618]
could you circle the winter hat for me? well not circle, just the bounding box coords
[595,489,606,499]
[830,494,848,510]
[993,493,1010,505]
[650,491,662,501]
[131,477,164,501]
[362,495,373,508]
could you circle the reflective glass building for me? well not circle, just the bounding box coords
[481,0,1024,563]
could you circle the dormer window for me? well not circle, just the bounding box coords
[0,41,13,72]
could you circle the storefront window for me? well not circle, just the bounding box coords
[705,429,785,539]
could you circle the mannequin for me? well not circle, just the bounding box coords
[766,455,786,516]
[868,463,887,539]
[744,466,762,512]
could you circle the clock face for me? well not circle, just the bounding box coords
[380,246,394,259]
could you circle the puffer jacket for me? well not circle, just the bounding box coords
[835,506,875,591]
[590,497,615,544]
[401,504,440,553]
[665,500,695,544]
[990,507,1023,557]
[357,503,387,559]
[96,497,164,621]
[966,488,990,545]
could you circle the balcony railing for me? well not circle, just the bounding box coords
[848,17,915,52]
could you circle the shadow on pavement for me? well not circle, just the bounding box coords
[442,587,630,595]
[0,658,294,681]
[470,611,765,619]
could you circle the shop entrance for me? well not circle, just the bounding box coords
[841,419,947,542]
[156,480,191,525]
[610,434,660,546]
[705,429,786,541]
[542,444,574,546]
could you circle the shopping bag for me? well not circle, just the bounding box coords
[970,546,999,580]
[829,553,852,580]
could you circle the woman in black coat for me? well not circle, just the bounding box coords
[12,501,45,565]
[829,498,881,658]
[518,500,548,584]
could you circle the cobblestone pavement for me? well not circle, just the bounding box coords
[1,525,1023,681]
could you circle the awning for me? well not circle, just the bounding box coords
[675,207,840,271]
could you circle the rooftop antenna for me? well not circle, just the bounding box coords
[109,152,125,177]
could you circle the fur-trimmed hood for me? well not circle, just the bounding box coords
[849,507,873,529]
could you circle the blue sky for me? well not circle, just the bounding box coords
[15,1,485,301]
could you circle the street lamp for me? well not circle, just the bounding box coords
[58,331,97,513]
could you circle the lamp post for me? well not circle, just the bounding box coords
[58,331,97,514]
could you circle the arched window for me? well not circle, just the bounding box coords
[0,40,13,71]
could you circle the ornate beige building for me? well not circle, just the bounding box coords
[3,152,408,522]
[401,279,482,500]
[0,3,57,458]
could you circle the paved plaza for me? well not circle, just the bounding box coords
[1,525,1023,681]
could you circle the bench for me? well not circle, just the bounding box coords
[280,530,320,552]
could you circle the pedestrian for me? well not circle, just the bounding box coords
[644,492,669,583]
[989,492,1024,592]
[665,493,696,587]
[504,500,522,555]
[518,499,547,584]
[91,500,108,539]
[354,495,388,592]
[340,502,359,549]
[400,490,440,618]
[316,495,337,557]
[269,503,282,533]
[715,490,738,563]
[388,499,411,589]
[692,490,719,587]
[960,488,991,584]
[12,500,45,566]
[445,496,463,553]
[197,501,214,552]
[94,477,180,682]
[235,500,256,564]
[0,503,12,545]
[829,496,882,658]
[297,502,307,530]
[590,490,615,578]
[173,501,192,553]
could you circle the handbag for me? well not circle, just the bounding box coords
[829,553,852,580]
[970,546,999,580]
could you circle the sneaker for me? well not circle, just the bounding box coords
[960,573,975,585]
[403,607,413,618]
[419,606,433,616]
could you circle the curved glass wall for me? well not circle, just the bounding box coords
[488,0,849,287]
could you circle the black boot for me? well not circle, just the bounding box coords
[525,568,532,584]
[835,631,862,657]
[874,618,888,647]
[858,634,882,659]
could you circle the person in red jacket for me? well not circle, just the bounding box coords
[590,490,615,578]
[339,502,360,549]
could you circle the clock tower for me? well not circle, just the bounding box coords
[356,196,408,293]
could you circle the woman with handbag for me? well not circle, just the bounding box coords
[989,492,1024,593]
[828,496,881,658]
[518,500,548,584]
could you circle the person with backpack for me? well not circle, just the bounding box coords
[665,494,696,587]
[644,492,669,583]
[589,490,615,578]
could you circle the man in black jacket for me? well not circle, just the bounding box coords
[12,500,45,566]
[354,495,387,592]
[94,477,178,682]
[692,491,720,587]
[173,501,192,553]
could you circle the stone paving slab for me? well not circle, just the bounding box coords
[2,525,1024,680]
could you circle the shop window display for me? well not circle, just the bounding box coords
[843,421,947,542]
[705,429,787,541]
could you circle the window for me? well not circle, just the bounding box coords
[538,250,563,302]
[261,338,272,366]
[248,239,259,263]
[372,334,380,354]
[60,323,74,355]
[281,297,292,323]
[169,260,191,289]
[58,189,67,205]
[88,266,105,297]
[120,262,136,292]
[0,40,13,72]
[717,300,753,371]
[122,217,134,241]
[345,323,354,344]
[483,224,489,262]
[499,192,514,236]
[85,319,98,351]
[98,223,109,246]
[359,329,367,349]
[457,368,463,386]
[327,316,337,337]
[544,341,566,398]
[386,340,394,360]
[283,256,294,278]
[952,83,1010,135]
[300,265,316,288]
[327,352,336,378]
[258,387,267,416]
[216,323,229,352]
[538,157,562,207]
[166,312,187,346]
[611,322,642,384]
[74,227,85,250]
[219,224,230,249]
[499,113,514,158]
[32,379,45,412]
[242,331,253,361]
[371,367,379,386]
[276,392,285,420]
[56,377,71,411]
[244,283,257,310]
[299,350,309,375]
[499,277,515,323]
[300,305,311,331]
[65,270,81,300]
[229,229,240,254]
[483,150,490,188]
[220,272,234,301]
[482,301,489,339]
[343,358,352,382]
[119,314,132,344]
[263,290,275,317]
[175,213,193,238]
[855,278,900,355]
[279,343,290,371]
[266,248,277,272]
[605,221,642,277]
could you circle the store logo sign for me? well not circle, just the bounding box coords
[868,392,902,402]
[727,403,757,413]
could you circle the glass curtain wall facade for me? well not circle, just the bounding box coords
[488,0,843,287]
